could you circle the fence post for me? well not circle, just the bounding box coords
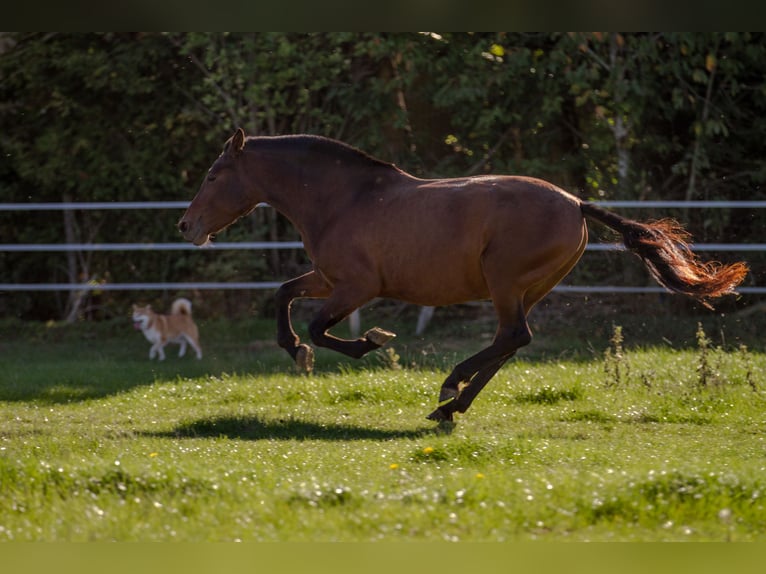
[416,306,435,336]
[348,309,361,338]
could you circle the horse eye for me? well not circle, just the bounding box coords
[207,173,217,182]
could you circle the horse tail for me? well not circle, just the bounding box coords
[171,298,193,316]
[580,201,748,309]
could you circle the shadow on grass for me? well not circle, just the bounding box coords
[143,414,437,442]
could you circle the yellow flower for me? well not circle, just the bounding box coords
[149,452,159,458]
[422,447,434,455]
[389,463,399,470]
[475,473,485,479]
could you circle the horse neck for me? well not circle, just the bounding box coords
[246,151,401,241]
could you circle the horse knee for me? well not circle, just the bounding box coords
[274,285,293,309]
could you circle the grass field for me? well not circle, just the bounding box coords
[1,304,765,541]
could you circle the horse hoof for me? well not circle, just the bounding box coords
[295,344,314,374]
[426,407,454,423]
[365,327,396,347]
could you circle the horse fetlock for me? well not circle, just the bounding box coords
[453,396,471,414]
[365,327,396,347]
[438,372,462,399]
[295,344,315,374]
[437,390,458,406]
[278,335,300,352]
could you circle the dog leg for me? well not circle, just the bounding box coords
[178,339,187,358]
[183,334,203,359]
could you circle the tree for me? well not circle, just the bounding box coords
[0,33,208,319]
[2,33,764,320]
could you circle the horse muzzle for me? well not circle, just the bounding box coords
[177,217,210,246]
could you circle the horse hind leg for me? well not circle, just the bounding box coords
[452,356,510,415]
[428,219,587,422]
[443,274,567,420]
[427,309,531,422]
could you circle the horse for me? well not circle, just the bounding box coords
[178,128,748,423]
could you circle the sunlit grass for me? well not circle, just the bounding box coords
[1,317,765,541]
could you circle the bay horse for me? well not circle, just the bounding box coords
[178,128,748,423]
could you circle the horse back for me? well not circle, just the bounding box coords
[312,174,585,306]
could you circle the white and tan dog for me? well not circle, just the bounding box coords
[132,298,202,360]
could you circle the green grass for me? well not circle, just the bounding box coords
[1,314,765,541]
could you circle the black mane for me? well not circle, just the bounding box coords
[245,134,395,170]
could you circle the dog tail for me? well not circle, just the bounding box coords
[171,298,193,316]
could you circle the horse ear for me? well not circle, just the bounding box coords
[230,128,246,155]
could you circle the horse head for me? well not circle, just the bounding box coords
[178,128,256,246]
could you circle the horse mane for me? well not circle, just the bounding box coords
[246,135,396,170]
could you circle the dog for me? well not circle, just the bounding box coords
[132,298,202,360]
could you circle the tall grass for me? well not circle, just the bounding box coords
[0,315,765,541]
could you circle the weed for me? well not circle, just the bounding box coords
[639,370,655,391]
[695,322,719,389]
[378,346,402,370]
[738,344,758,392]
[604,324,629,388]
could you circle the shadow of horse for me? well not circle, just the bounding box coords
[143,414,445,441]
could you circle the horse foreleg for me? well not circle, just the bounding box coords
[274,271,332,372]
[308,287,395,359]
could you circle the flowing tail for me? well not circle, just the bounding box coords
[580,202,748,309]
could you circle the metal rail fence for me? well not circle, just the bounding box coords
[1,200,764,295]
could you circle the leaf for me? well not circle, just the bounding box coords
[705,53,716,73]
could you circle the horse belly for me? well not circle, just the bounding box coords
[376,232,490,306]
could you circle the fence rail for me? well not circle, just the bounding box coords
[0,242,304,252]
[1,201,764,294]
[3,200,766,210]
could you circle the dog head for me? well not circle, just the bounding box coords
[131,304,153,330]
